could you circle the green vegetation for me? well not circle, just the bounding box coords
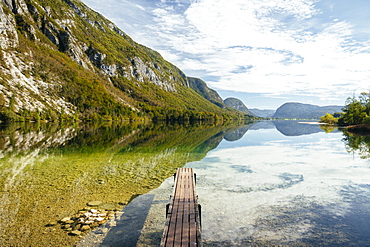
[223,97,256,117]
[273,102,343,119]
[335,93,370,126]
[0,121,244,246]
[320,113,338,125]
[0,0,247,123]
[319,93,370,127]
[342,130,370,159]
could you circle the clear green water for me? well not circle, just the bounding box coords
[2,121,370,247]
[191,121,370,246]
[103,120,370,247]
[0,121,242,246]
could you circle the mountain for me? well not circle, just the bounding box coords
[249,108,275,118]
[272,102,343,119]
[187,77,225,108]
[0,0,241,122]
[223,97,256,117]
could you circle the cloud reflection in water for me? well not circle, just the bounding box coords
[190,125,370,246]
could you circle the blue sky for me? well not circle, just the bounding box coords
[82,0,370,109]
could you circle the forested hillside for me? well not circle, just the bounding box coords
[223,97,256,117]
[273,102,343,119]
[0,0,242,122]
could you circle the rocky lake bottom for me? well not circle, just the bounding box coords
[2,121,370,246]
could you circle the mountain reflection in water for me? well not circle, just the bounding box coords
[225,120,338,139]
[193,121,370,246]
[127,121,370,247]
[0,121,245,247]
[2,120,370,247]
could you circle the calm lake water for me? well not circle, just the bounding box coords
[1,121,370,246]
[192,121,370,246]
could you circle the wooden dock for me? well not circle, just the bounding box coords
[160,168,202,247]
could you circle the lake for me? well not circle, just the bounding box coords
[192,121,370,246]
[1,121,370,246]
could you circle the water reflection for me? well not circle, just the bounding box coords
[223,120,339,140]
[3,120,370,246]
[127,121,370,247]
[224,123,254,142]
[342,130,370,159]
[0,121,244,246]
[191,123,370,246]
[273,120,325,136]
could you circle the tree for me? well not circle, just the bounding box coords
[320,113,338,125]
[359,92,370,116]
[339,96,368,125]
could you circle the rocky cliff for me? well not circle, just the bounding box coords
[0,0,239,122]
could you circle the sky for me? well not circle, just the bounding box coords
[81,0,370,109]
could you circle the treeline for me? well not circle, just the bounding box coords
[0,98,241,123]
[320,92,370,126]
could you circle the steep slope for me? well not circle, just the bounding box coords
[0,0,240,122]
[224,97,256,117]
[272,102,343,119]
[187,77,225,108]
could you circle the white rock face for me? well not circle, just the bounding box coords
[0,0,196,120]
[0,0,78,115]
[128,57,176,92]
[0,50,76,114]
[0,4,18,49]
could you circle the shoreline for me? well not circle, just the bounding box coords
[298,121,325,125]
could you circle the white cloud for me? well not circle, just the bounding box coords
[145,0,370,100]
[81,0,370,107]
[135,4,146,11]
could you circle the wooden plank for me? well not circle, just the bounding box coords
[188,169,197,247]
[161,169,181,247]
[193,168,202,247]
[161,168,201,247]
[168,172,183,247]
[174,172,185,246]
[182,170,190,247]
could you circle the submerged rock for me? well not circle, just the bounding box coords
[80,225,90,231]
[46,221,57,227]
[63,224,71,229]
[58,207,117,236]
[70,230,82,236]
[60,217,71,223]
[87,201,103,207]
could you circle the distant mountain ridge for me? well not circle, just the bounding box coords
[249,108,275,118]
[223,97,256,117]
[272,102,343,119]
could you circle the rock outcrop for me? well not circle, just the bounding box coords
[0,0,235,121]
